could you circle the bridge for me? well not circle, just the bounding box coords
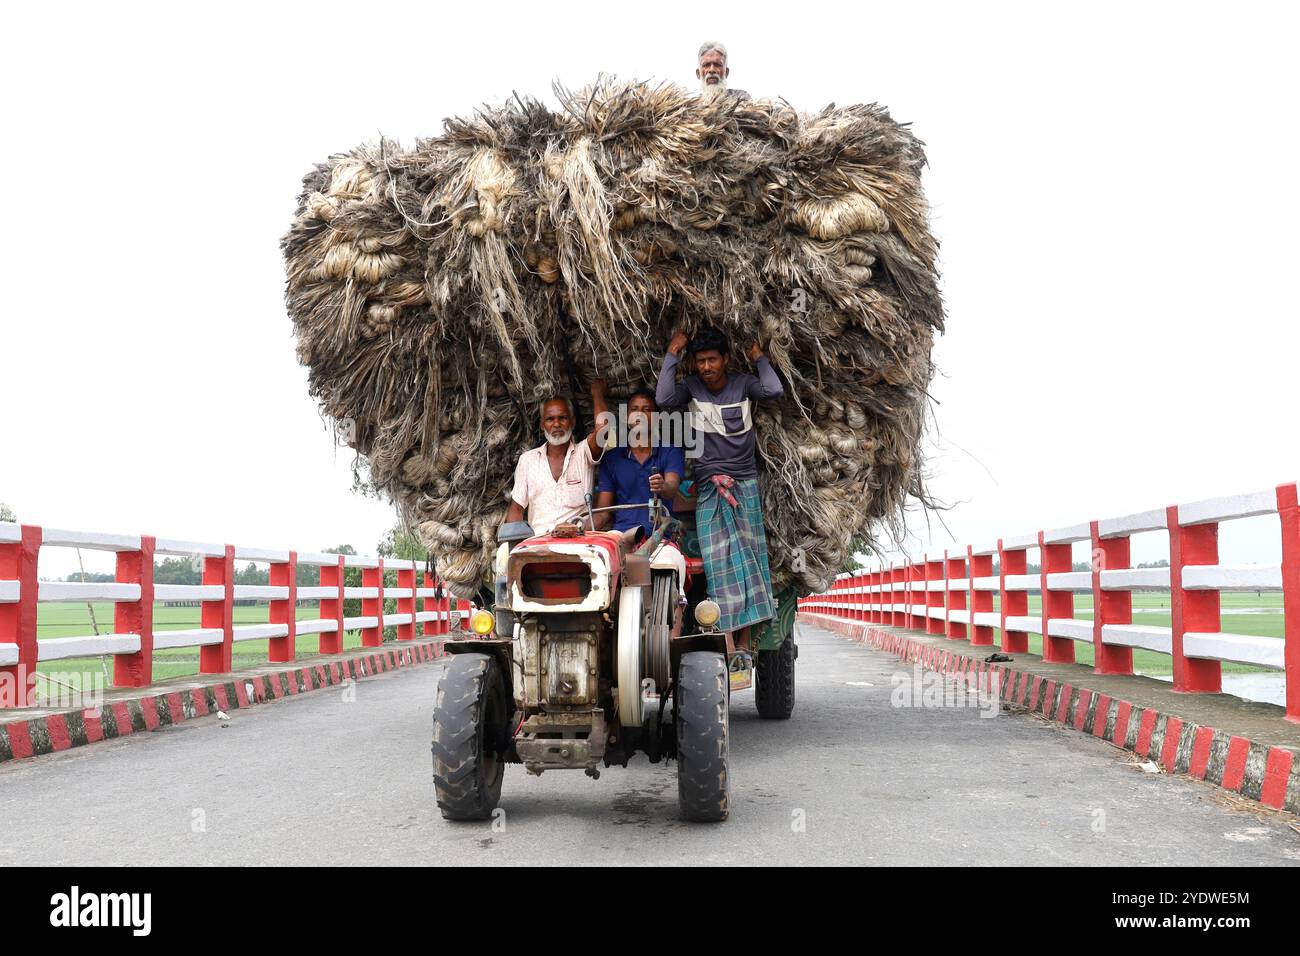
[1,484,1298,864]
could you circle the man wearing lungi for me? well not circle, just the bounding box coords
[655,327,784,657]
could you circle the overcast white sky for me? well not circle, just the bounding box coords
[2,0,1296,578]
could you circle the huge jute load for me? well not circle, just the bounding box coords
[282,80,943,597]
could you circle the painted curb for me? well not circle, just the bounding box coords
[803,614,1300,814]
[0,639,448,764]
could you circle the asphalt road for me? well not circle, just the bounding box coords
[2,622,1297,866]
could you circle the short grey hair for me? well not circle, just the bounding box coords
[540,395,575,420]
[697,41,728,63]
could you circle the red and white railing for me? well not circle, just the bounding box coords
[0,521,470,709]
[799,482,1300,722]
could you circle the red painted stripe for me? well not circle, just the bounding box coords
[1159,717,1183,770]
[1113,701,1132,747]
[1016,674,1029,705]
[1260,748,1295,809]
[1029,676,1042,711]
[1188,727,1214,779]
[190,688,208,717]
[83,710,104,743]
[284,671,299,696]
[112,702,134,736]
[167,692,185,723]
[233,680,250,708]
[7,721,33,759]
[140,698,160,731]
[1221,736,1251,791]
[1135,709,1158,757]
[46,715,71,752]
[1072,689,1091,731]
[1092,694,1111,737]
[213,684,230,712]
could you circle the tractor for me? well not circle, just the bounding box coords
[430,493,797,822]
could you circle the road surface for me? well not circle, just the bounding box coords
[1,622,1297,866]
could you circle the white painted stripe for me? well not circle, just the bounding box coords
[233,586,290,601]
[233,546,292,563]
[38,633,141,660]
[0,522,20,544]
[927,580,945,592]
[1046,572,1091,591]
[1042,523,1091,544]
[971,542,999,557]
[909,581,926,592]
[1178,489,1276,526]
[927,608,946,620]
[295,586,338,601]
[385,588,415,599]
[947,609,971,624]
[0,645,18,666]
[1004,615,1041,634]
[947,577,970,590]
[296,619,339,635]
[385,559,418,571]
[1182,564,1283,592]
[343,587,379,600]
[1001,533,1038,551]
[414,611,438,623]
[155,584,224,602]
[232,624,290,643]
[973,576,999,591]
[343,616,379,630]
[0,581,18,603]
[1183,631,1284,669]
[1003,574,1037,591]
[153,628,224,649]
[343,555,381,570]
[973,612,1001,629]
[154,538,224,558]
[415,588,441,598]
[1097,508,1167,539]
[1100,567,1170,591]
[39,581,141,603]
[382,613,414,626]
[40,528,142,552]
[1047,619,1093,642]
[1100,624,1172,653]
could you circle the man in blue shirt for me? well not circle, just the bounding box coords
[595,389,685,537]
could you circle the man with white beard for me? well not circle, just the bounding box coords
[504,380,609,537]
[696,41,750,101]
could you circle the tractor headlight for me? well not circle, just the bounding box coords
[695,599,721,629]
[470,609,495,635]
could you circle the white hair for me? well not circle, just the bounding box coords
[697,41,728,63]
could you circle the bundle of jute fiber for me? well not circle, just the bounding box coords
[282,79,942,597]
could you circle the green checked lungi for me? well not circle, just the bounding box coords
[696,476,774,632]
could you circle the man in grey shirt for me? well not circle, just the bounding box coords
[656,327,783,657]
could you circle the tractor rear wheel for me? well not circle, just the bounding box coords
[675,651,730,822]
[755,631,796,720]
[432,653,508,821]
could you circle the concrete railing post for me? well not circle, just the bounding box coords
[199,544,234,674]
[1278,483,1300,722]
[0,524,41,708]
[113,535,155,688]
[1167,505,1222,694]
[1090,521,1133,675]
